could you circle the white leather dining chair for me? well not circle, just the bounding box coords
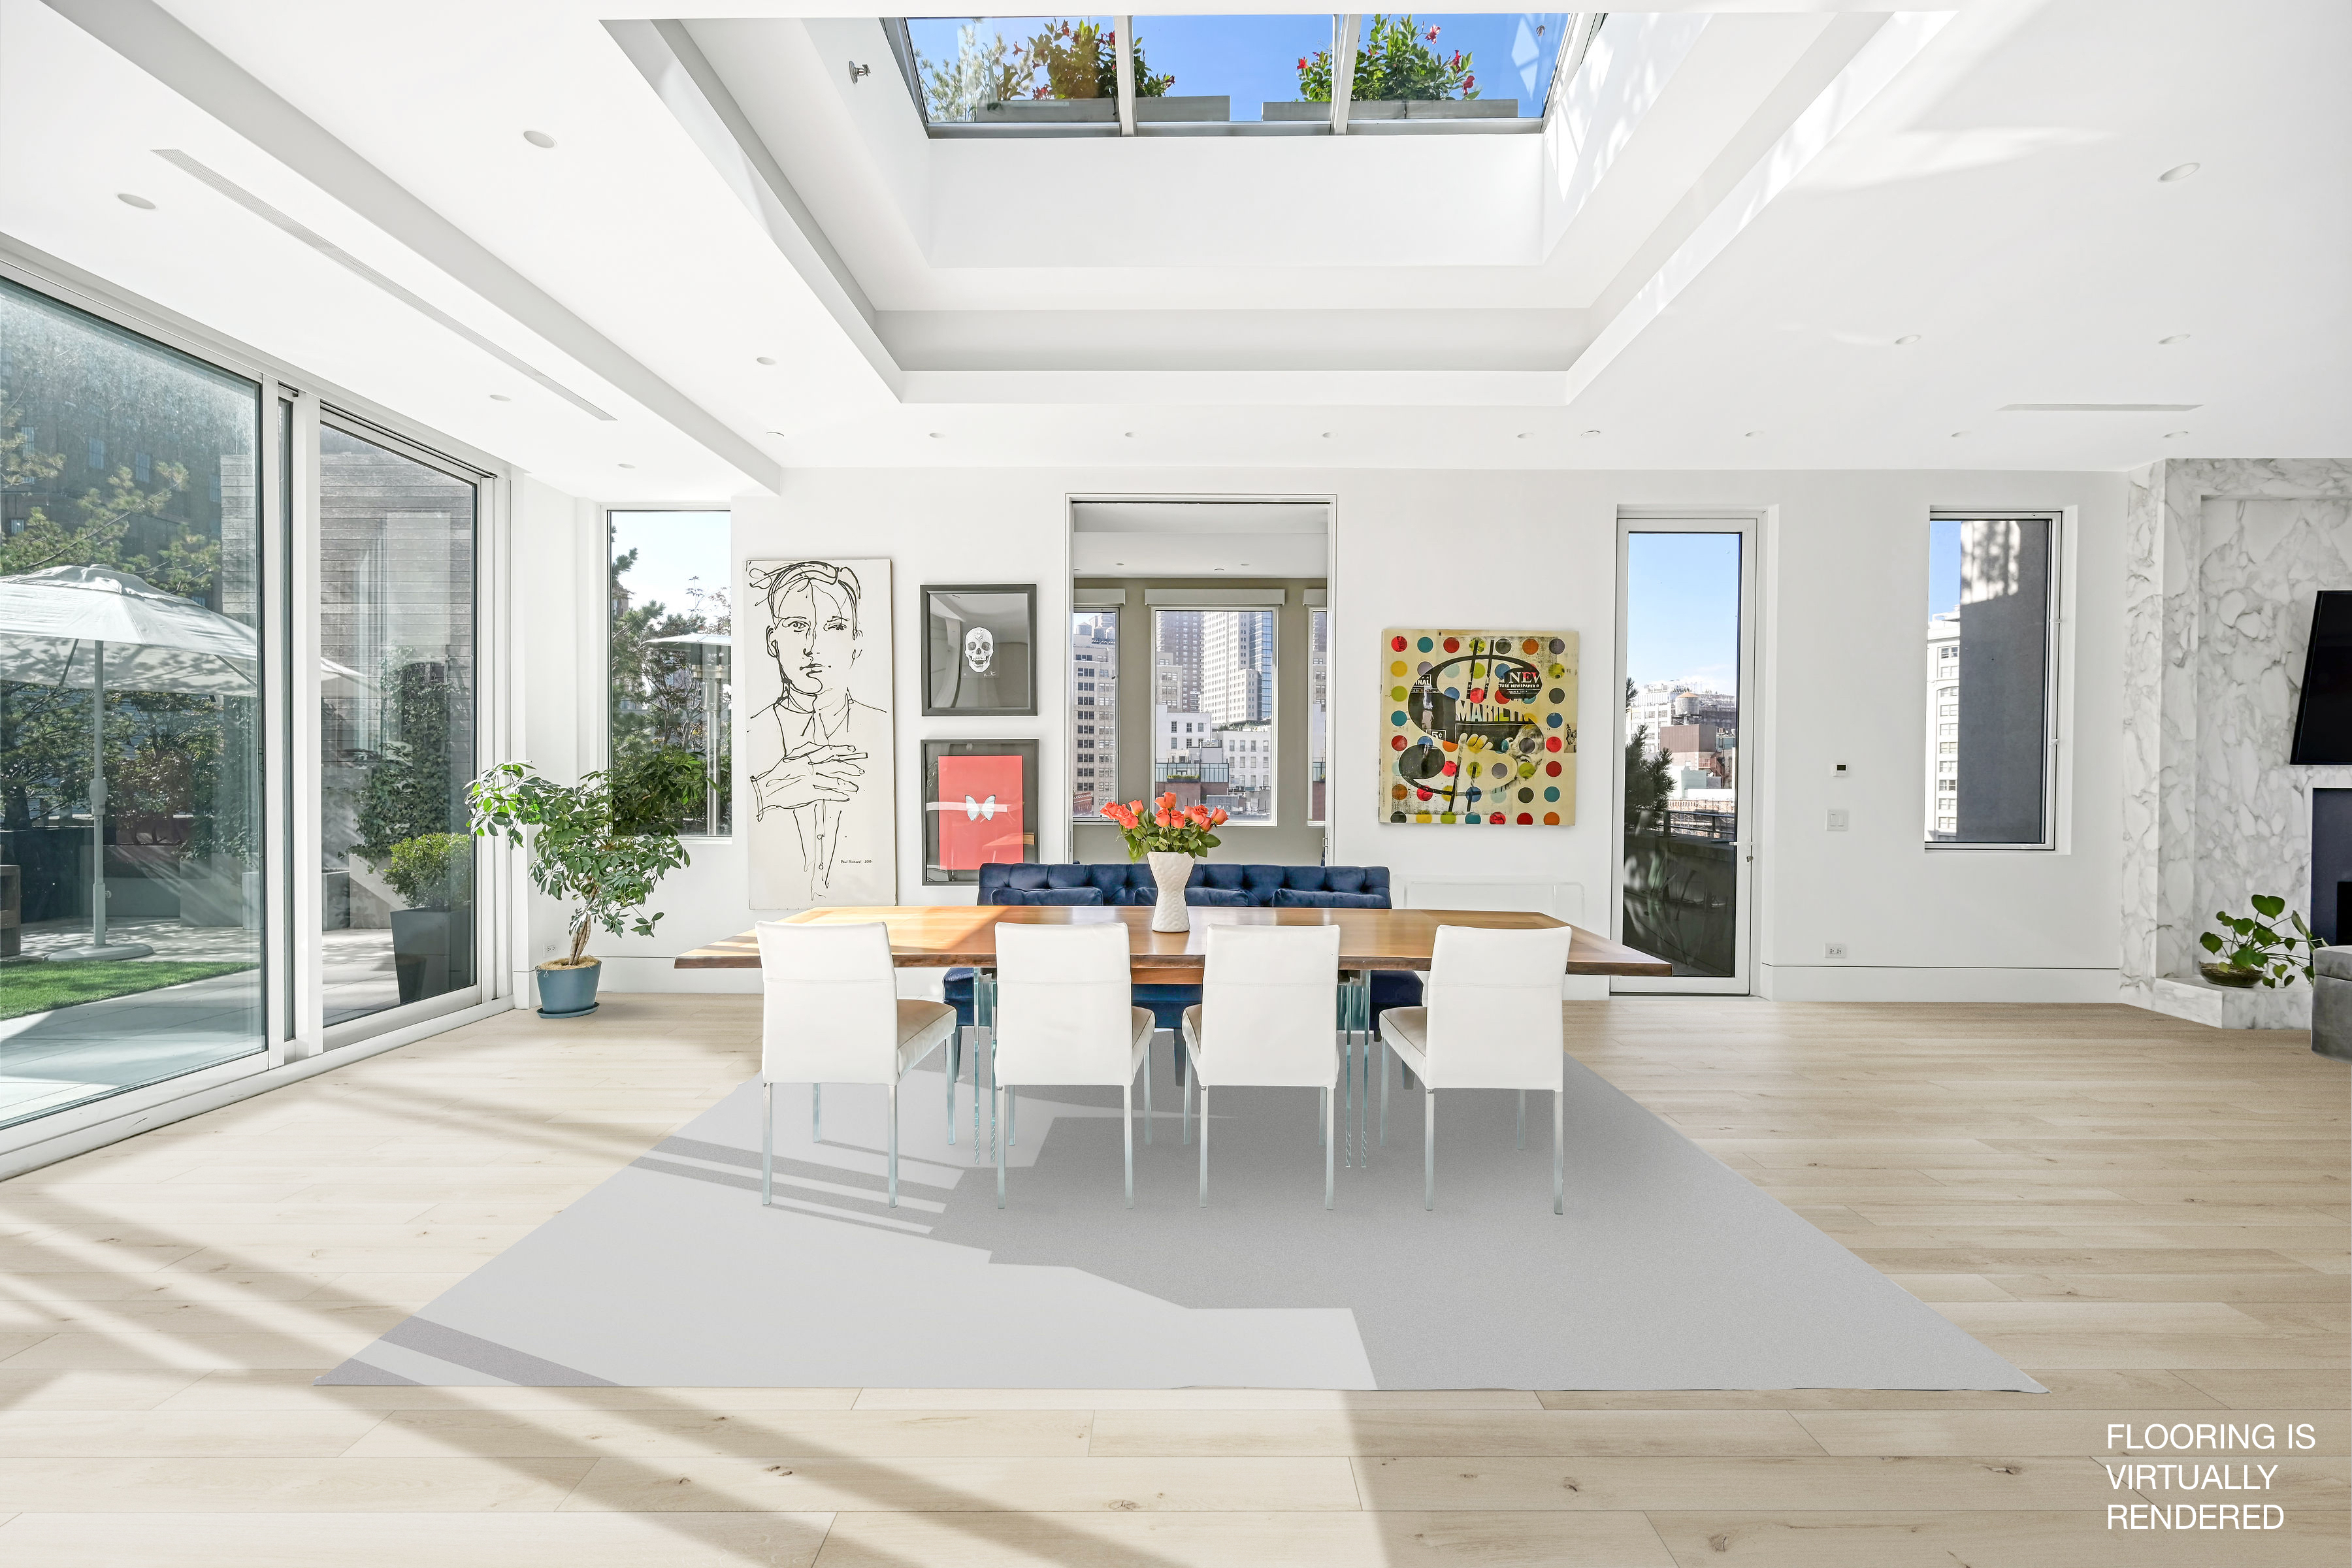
[757,919,956,1209]
[1376,924,1575,1213]
[1179,923,1342,1208]
[991,922,1156,1208]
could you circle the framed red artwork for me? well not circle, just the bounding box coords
[922,739,1039,883]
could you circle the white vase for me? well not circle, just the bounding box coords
[1147,852,1194,933]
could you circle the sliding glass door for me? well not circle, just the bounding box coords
[1615,519,1756,993]
[0,276,269,1128]
[0,261,502,1153]
[316,421,480,1034]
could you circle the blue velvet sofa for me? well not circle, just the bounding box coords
[947,864,1422,1081]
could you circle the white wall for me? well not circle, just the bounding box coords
[525,465,2128,1002]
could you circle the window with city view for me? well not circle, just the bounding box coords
[1621,531,1742,979]
[609,512,730,839]
[1071,608,1119,821]
[1925,514,2057,848]
[1153,606,1275,826]
[1308,606,1328,825]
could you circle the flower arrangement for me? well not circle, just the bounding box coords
[1298,14,1477,104]
[1100,793,1226,861]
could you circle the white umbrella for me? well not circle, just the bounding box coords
[0,564,358,961]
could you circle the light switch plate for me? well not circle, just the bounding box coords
[1826,809,1850,831]
[1823,942,1849,959]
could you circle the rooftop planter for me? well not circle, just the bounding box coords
[1262,98,1520,121]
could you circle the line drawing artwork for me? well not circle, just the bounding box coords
[743,558,896,907]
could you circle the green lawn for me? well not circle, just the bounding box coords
[0,960,259,1022]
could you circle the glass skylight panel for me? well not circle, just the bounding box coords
[904,16,1122,127]
[1127,16,1339,125]
[1337,12,1569,120]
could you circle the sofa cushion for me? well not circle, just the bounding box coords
[1001,864,1051,891]
[1273,888,1386,909]
[1188,887,1254,907]
[997,886,1105,906]
[2316,946,2352,982]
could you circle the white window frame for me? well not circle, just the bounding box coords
[1923,510,2063,854]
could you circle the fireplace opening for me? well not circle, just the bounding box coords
[2313,789,2352,944]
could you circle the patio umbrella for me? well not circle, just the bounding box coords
[0,564,357,961]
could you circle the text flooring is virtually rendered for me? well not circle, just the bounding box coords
[0,996,2342,1565]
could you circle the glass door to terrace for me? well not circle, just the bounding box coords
[1615,519,1755,993]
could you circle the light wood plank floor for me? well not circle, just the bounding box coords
[0,996,2344,1565]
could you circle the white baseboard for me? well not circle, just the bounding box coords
[517,957,760,997]
[1756,964,2122,1004]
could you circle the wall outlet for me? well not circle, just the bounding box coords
[1832,761,1850,777]
[1823,942,1849,960]
[1826,808,1850,831]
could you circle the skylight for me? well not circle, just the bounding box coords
[887,12,1590,137]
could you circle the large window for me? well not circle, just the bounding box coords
[0,276,267,1127]
[1153,606,1275,825]
[1925,514,2057,849]
[317,424,478,1028]
[610,512,730,838]
[1071,608,1119,820]
[1308,606,1328,824]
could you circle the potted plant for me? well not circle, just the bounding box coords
[2198,894,2317,988]
[382,832,473,1005]
[1273,14,1518,121]
[1100,793,1226,933]
[468,762,689,1018]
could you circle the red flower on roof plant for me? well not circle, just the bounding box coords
[1294,14,1478,105]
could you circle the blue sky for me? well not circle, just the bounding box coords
[1625,532,1740,694]
[1928,517,1961,617]
[906,14,1567,120]
[611,511,730,625]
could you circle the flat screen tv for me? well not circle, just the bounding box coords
[2291,591,2352,764]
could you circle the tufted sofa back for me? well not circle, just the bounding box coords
[979,861,1392,907]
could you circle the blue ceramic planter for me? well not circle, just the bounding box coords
[536,959,602,1018]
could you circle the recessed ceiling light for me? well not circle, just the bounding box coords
[1515,433,1529,440]
[523,130,557,149]
[765,429,785,437]
[116,193,155,209]
[1743,431,1760,438]
[2158,334,2191,345]
[1950,430,1968,438]
[2163,430,2190,440]
[617,462,636,469]
[755,356,776,366]
[1122,431,1135,438]
[488,393,512,402]
[1320,431,1333,439]
[1894,334,1921,346]
[928,432,944,439]
[2158,162,2199,182]
[1581,429,1601,437]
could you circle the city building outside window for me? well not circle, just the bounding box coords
[1152,607,1275,825]
[1924,514,2059,847]
[1308,606,1328,824]
[1071,609,1118,821]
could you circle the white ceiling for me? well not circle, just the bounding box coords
[3,0,2345,493]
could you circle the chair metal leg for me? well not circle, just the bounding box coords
[1143,1038,1154,1145]
[1424,1087,1435,1211]
[888,1081,900,1208]
[1554,1078,1565,1216]
[1183,1046,1194,1145]
[761,1081,774,1207]
[1197,1086,1208,1207]
[1324,1079,1335,1209]
[1122,1083,1134,1209]
[1517,1089,1526,1151]
[1379,1039,1389,1147]
[945,1030,957,1145]
[812,1083,821,1143]
[995,1083,1007,1207]
[1008,1082,1017,1147]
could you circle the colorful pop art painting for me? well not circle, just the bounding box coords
[1382,630,1578,826]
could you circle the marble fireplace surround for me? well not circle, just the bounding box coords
[2122,458,2352,1030]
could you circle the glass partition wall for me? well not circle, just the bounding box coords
[0,262,502,1151]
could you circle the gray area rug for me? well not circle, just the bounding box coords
[320,1042,2040,1391]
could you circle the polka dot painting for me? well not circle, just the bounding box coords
[1381,628,1576,827]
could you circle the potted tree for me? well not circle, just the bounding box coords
[468,762,689,1018]
[383,832,472,1005]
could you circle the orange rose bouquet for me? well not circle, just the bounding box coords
[1100,793,1226,862]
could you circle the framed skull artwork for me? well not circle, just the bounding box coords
[922,584,1036,716]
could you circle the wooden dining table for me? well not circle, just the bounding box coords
[675,905,1671,1167]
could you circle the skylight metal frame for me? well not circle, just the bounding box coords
[895,13,1591,139]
